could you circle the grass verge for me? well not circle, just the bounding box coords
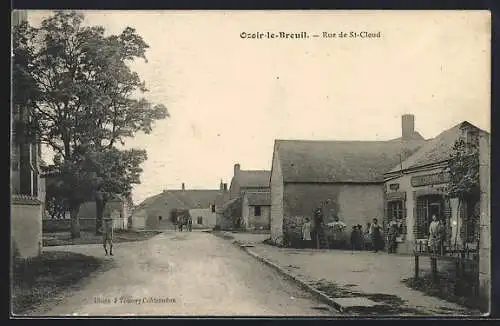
[402,274,484,313]
[42,230,162,247]
[11,251,114,315]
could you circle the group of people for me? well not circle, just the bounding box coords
[301,213,386,252]
[348,218,385,252]
[177,215,193,232]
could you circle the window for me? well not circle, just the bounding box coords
[197,216,203,225]
[211,205,216,213]
[388,200,405,235]
[254,206,261,217]
[388,201,403,220]
[463,199,478,243]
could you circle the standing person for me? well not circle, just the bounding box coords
[357,224,364,249]
[387,221,398,254]
[99,217,114,256]
[428,214,441,254]
[350,225,360,250]
[302,218,312,248]
[364,222,372,251]
[330,216,346,249]
[370,218,383,253]
[187,216,193,232]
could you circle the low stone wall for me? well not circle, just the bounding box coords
[43,218,96,232]
[11,195,43,259]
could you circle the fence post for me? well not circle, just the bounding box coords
[431,257,438,283]
[414,255,419,279]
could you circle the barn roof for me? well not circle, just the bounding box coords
[137,189,220,211]
[237,170,271,188]
[246,192,271,206]
[274,139,425,183]
[386,121,487,174]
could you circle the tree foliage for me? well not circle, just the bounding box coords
[446,138,480,201]
[12,11,169,237]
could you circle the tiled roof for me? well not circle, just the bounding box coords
[387,121,487,173]
[246,192,271,206]
[274,139,425,183]
[238,170,271,188]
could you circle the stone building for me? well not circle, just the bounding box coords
[383,121,489,254]
[269,115,426,247]
[242,192,271,230]
[136,183,223,230]
[217,164,270,230]
[11,10,45,259]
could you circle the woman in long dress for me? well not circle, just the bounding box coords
[301,218,312,248]
[428,214,441,253]
[370,218,383,252]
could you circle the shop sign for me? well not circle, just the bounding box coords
[389,183,399,191]
[411,172,450,187]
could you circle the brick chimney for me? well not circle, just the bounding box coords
[234,163,240,176]
[402,114,415,140]
[181,183,185,190]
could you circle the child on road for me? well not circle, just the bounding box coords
[100,217,114,256]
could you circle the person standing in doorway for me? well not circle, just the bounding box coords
[302,218,312,248]
[370,218,383,252]
[428,214,441,254]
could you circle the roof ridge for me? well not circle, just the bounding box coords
[275,139,422,144]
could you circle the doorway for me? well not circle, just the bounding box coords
[415,195,443,239]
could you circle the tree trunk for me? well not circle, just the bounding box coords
[70,204,81,239]
[95,197,106,235]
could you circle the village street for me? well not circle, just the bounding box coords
[26,231,338,316]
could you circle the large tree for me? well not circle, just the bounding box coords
[446,135,480,248]
[12,11,168,238]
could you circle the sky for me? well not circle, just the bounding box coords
[25,10,491,205]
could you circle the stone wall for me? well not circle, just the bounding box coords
[270,150,284,245]
[11,196,42,259]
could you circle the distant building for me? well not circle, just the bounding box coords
[269,115,426,247]
[242,192,271,231]
[11,10,45,259]
[217,164,271,230]
[135,182,222,230]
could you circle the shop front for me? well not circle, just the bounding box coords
[384,167,456,254]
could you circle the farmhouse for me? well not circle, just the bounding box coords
[135,183,223,230]
[269,115,426,247]
[383,121,488,253]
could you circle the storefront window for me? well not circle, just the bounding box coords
[388,200,405,236]
[416,195,443,239]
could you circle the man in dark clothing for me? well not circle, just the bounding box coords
[350,225,361,250]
